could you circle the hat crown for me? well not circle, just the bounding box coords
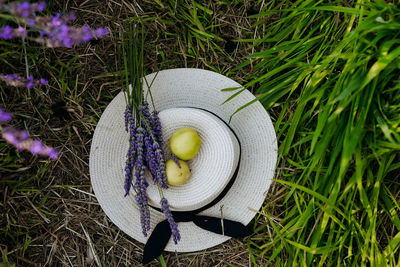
[146,107,240,212]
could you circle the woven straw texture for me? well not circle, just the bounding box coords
[146,108,240,212]
[89,68,277,252]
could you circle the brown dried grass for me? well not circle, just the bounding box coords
[0,0,280,266]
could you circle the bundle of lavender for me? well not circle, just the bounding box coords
[121,22,180,244]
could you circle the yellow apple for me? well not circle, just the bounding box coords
[166,159,191,186]
[170,127,201,160]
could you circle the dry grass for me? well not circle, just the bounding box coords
[0,0,277,266]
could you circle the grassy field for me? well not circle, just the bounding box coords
[1,0,400,266]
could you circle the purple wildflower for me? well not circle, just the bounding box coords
[30,139,45,154]
[0,107,12,123]
[40,78,48,84]
[123,102,179,241]
[1,127,59,159]
[151,110,163,146]
[1,2,108,47]
[124,157,133,196]
[37,2,46,12]
[16,26,28,37]
[138,103,168,188]
[154,152,168,188]
[135,188,151,236]
[143,135,157,181]
[0,74,48,88]
[94,27,109,38]
[124,143,136,195]
[138,103,151,127]
[160,198,180,244]
[133,128,148,190]
[28,13,110,48]
[8,1,46,18]
[131,127,152,235]
[26,75,34,88]
[0,25,27,40]
[124,107,137,196]
[171,153,181,168]
[0,26,13,39]
[68,12,76,21]
[124,138,136,196]
[124,107,133,132]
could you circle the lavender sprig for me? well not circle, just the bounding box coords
[0,74,48,88]
[121,22,180,243]
[8,1,46,18]
[171,153,181,168]
[0,106,58,159]
[139,103,168,188]
[124,107,137,196]
[160,198,181,244]
[1,127,59,159]
[0,107,12,123]
[151,110,163,146]
[133,127,148,191]
[132,127,152,236]
[134,166,150,236]
[0,25,27,39]
[1,1,109,47]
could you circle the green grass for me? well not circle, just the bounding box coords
[151,0,230,68]
[233,1,400,266]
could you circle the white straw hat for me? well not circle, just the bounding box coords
[145,107,241,212]
[89,68,277,254]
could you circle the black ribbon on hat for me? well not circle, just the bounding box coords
[142,108,251,265]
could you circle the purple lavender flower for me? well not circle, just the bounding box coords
[124,136,136,196]
[1,127,59,159]
[26,75,34,88]
[94,28,109,38]
[133,128,148,190]
[2,128,29,150]
[45,147,59,159]
[123,103,179,241]
[1,2,109,47]
[124,107,133,132]
[30,13,110,48]
[131,127,152,235]
[143,135,157,182]
[160,198,180,244]
[124,108,137,196]
[151,110,163,146]
[37,2,46,12]
[171,153,181,168]
[136,186,151,236]
[138,103,168,188]
[124,159,133,196]
[138,103,151,125]
[154,154,168,188]
[30,139,45,154]
[68,12,76,21]
[0,26,13,39]
[40,78,48,84]
[0,25,27,39]
[0,74,48,88]
[0,107,12,123]
[8,1,46,18]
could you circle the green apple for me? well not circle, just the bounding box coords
[170,127,201,160]
[166,159,191,185]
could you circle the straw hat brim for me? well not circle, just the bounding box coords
[89,68,277,252]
